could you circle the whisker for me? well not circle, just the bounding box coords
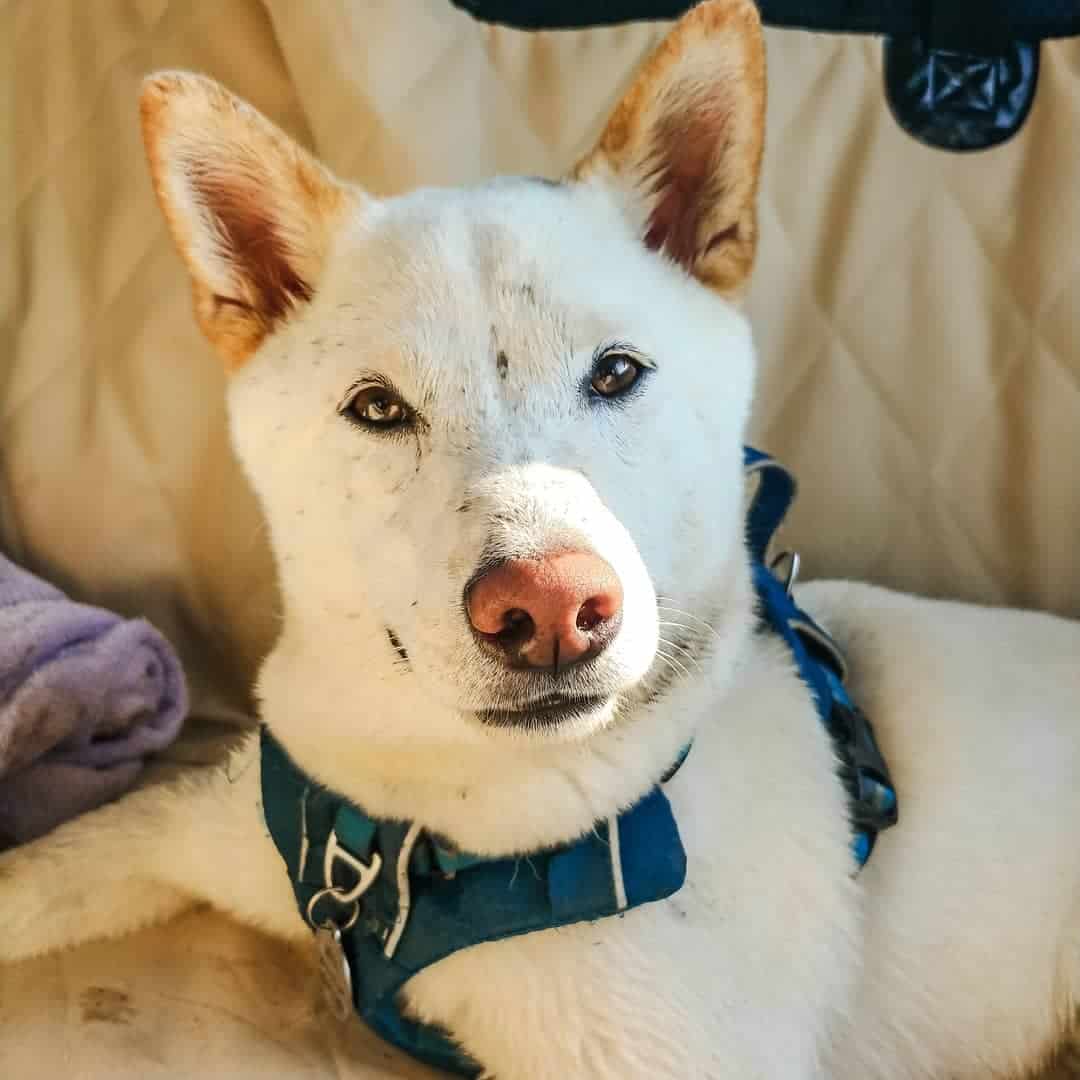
[652,655,684,682]
[655,649,690,681]
[659,633,696,650]
[656,595,709,611]
[658,620,702,636]
[658,636,702,673]
[656,602,714,626]
[656,602,722,642]
[656,602,709,618]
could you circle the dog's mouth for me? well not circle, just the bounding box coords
[392,598,712,732]
[475,692,612,731]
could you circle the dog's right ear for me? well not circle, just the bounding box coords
[571,0,766,296]
[140,72,358,370]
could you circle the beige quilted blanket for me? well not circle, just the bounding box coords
[2,1,1078,1076]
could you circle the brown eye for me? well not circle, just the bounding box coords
[590,352,646,399]
[345,385,411,429]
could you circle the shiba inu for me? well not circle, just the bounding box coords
[2,2,1078,1076]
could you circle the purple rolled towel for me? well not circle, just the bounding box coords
[0,554,187,848]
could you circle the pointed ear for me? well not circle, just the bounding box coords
[571,0,766,295]
[140,72,357,369]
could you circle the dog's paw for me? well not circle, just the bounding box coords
[0,840,62,962]
[0,826,187,962]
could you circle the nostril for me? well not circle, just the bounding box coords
[576,597,606,632]
[494,607,535,648]
[467,552,623,669]
[576,586,622,632]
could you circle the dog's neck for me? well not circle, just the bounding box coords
[258,560,755,857]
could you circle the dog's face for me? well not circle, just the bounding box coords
[141,1,765,759]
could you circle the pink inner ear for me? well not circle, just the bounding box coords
[191,167,312,322]
[642,94,734,270]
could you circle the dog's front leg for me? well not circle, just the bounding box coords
[0,734,306,963]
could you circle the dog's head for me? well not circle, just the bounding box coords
[141,1,766,816]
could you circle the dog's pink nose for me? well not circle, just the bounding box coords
[466,551,623,672]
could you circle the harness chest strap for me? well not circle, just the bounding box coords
[261,728,688,1075]
[260,447,899,1076]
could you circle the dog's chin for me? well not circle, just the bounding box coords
[473,693,618,741]
[466,628,700,742]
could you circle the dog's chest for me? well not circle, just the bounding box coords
[403,665,861,1076]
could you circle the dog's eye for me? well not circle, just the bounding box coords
[344,386,411,430]
[590,351,648,399]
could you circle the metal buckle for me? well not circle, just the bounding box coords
[303,829,383,932]
[305,887,361,932]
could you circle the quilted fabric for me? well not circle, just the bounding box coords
[2,1,1077,1076]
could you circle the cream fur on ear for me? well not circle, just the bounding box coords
[139,72,357,369]
[572,0,766,295]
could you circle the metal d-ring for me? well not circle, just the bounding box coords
[305,886,361,933]
[769,549,801,596]
[304,829,383,932]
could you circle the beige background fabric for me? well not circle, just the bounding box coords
[2,1,1078,1075]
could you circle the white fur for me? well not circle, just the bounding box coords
[3,48,1079,1080]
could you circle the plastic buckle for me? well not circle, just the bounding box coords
[829,702,899,833]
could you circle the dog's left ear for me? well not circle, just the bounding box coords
[571,0,765,295]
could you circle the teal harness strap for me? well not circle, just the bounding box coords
[260,446,899,1076]
[261,731,687,1075]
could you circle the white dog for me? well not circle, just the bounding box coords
[2,3,1077,1077]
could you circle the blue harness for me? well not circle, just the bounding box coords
[260,447,898,1076]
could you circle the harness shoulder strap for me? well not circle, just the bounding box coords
[744,449,898,866]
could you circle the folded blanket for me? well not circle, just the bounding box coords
[0,555,187,848]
